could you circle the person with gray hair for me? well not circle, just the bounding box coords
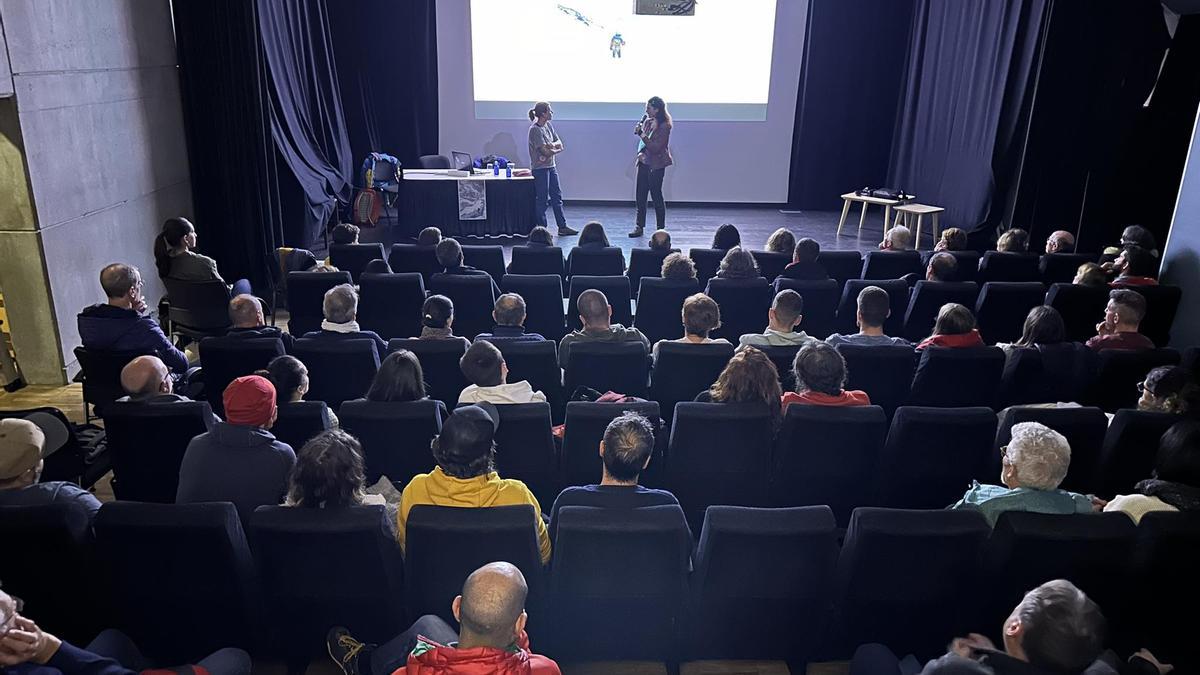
[557,289,649,368]
[77,263,189,373]
[474,293,546,344]
[951,422,1093,527]
[878,224,913,251]
[300,283,387,356]
[224,294,294,352]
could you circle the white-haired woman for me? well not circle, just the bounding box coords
[950,422,1094,526]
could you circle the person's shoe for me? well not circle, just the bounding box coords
[557,224,578,236]
[628,226,644,238]
[327,626,368,675]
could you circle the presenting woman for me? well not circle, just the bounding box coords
[629,96,673,238]
[528,102,577,237]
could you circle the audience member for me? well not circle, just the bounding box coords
[783,343,870,409]
[711,223,741,251]
[153,217,252,296]
[116,355,219,428]
[696,347,782,427]
[1086,289,1154,352]
[308,263,341,273]
[78,263,188,374]
[558,289,650,368]
[996,228,1030,253]
[1104,419,1200,523]
[300,284,388,356]
[950,422,1092,527]
[1135,366,1195,416]
[917,303,984,349]
[176,375,296,524]
[660,252,697,281]
[474,294,546,343]
[331,223,360,246]
[362,259,392,275]
[0,418,101,520]
[577,221,611,247]
[778,238,829,281]
[0,588,251,675]
[365,351,430,404]
[433,239,501,297]
[714,246,760,280]
[652,294,731,362]
[417,227,443,247]
[326,562,560,675]
[739,290,817,349]
[765,228,796,255]
[549,412,681,540]
[397,403,551,563]
[527,226,554,246]
[418,295,471,348]
[998,306,1067,361]
[879,225,913,251]
[226,294,294,352]
[1045,230,1076,254]
[458,340,546,404]
[935,227,968,252]
[826,286,912,348]
[648,229,672,251]
[1115,224,1158,257]
[1110,245,1159,287]
[263,354,337,427]
[904,251,958,286]
[285,429,388,512]
[1073,262,1109,288]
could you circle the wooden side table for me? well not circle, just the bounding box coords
[836,192,914,239]
[892,203,944,249]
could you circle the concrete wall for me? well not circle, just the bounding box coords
[0,0,192,384]
[1161,103,1200,348]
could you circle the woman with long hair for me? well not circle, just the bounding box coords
[1012,306,1067,349]
[715,247,760,280]
[696,346,782,427]
[154,217,252,296]
[365,351,429,403]
[711,223,742,251]
[765,228,796,255]
[527,102,576,237]
[917,303,984,350]
[629,96,673,238]
[285,430,374,508]
[577,221,611,247]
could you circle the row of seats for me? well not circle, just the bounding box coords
[4,499,1196,667]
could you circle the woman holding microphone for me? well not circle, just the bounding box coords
[528,101,577,237]
[629,96,673,238]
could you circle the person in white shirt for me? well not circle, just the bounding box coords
[738,290,818,349]
[457,340,547,405]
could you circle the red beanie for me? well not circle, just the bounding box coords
[223,375,277,427]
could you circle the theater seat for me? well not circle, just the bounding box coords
[974,282,1046,345]
[649,341,735,424]
[357,273,426,340]
[566,246,625,277]
[994,405,1109,495]
[338,398,447,487]
[876,406,997,509]
[688,248,727,287]
[835,344,917,418]
[427,275,497,341]
[1133,513,1200,667]
[271,401,334,451]
[491,339,566,422]
[1039,252,1094,285]
[460,245,506,282]
[293,338,380,410]
[902,281,979,342]
[751,250,792,283]
[387,338,469,409]
[1084,348,1180,412]
[996,343,1092,407]
[563,341,650,398]
[628,247,678,297]
[775,278,840,339]
[286,270,353,337]
[103,400,215,503]
[837,279,910,337]
[861,250,922,280]
[198,336,286,417]
[705,277,772,342]
[500,274,566,341]
[387,244,439,286]
[818,250,864,287]
[330,242,386,284]
[908,346,1005,408]
[1125,284,1182,348]
[1045,283,1109,343]
[491,402,560,507]
[1094,409,1181,499]
[568,275,633,330]
[0,504,95,643]
[634,277,700,345]
[561,400,663,489]
[977,251,1039,283]
[507,245,565,278]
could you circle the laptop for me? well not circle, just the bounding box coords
[451,151,474,173]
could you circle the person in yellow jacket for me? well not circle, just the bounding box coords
[397,402,551,563]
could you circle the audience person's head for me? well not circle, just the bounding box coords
[649,229,672,250]
[578,221,610,247]
[1150,420,1200,487]
[1116,245,1158,279]
[417,227,443,247]
[323,284,359,325]
[661,252,697,281]
[936,227,968,252]
[363,259,392,275]
[1120,225,1157,253]
[1045,230,1076,254]
[577,289,612,330]
[997,580,1105,673]
[997,228,1030,253]
[717,246,759,279]
[706,347,782,420]
[880,225,913,251]
[711,224,741,250]
[0,418,46,491]
[286,429,368,508]
[331,223,360,246]
[153,217,196,277]
[793,238,820,264]
[223,375,277,429]
[432,403,500,479]
[229,294,265,328]
[856,285,891,333]
[435,238,464,269]
[1002,422,1071,491]
[599,411,655,484]
[1138,366,1195,416]
[308,263,340,273]
[422,295,455,331]
[792,343,848,397]
[932,303,975,337]
[263,355,308,404]
[366,350,427,402]
[527,226,554,246]
[765,228,796,255]
[493,293,526,328]
[99,263,144,309]
[1103,289,1146,333]
[461,340,506,388]
[926,252,958,282]
[1014,306,1066,348]
[1073,262,1108,288]
[681,293,721,339]
[119,355,172,397]
[768,289,804,333]
[452,562,531,651]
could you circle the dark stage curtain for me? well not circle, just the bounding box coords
[172,0,282,296]
[787,0,915,210]
[258,0,354,248]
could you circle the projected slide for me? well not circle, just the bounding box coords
[471,0,778,121]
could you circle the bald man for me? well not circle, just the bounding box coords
[116,356,218,427]
[557,289,649,368]
[224,294,294,353]
[327,562,561,675]
[474,293,546,344]
[1045,230,1076,254]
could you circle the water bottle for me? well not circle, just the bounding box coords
[493,162,500,176]
[505,162,512,178]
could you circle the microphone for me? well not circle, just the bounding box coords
[635,113,648,135]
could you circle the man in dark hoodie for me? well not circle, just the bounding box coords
[77,264,188,374]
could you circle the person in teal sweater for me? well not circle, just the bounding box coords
[951,422,1094,527]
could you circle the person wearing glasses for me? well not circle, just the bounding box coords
[949,422,1096,527]
[76,263,189,374]
[0,587,250,675]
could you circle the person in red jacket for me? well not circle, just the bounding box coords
[781,343,870,409]
[327,562,560,675]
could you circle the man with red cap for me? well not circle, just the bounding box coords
[176,375,296,525]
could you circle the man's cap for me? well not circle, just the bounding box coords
[0,419,45,480]
[437,403,500,464]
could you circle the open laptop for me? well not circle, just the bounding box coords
[451,151,474,173]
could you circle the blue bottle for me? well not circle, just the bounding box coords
[505,162,512,178]
[493,162,500,176]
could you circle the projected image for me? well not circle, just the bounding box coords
[471,0,778,121]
